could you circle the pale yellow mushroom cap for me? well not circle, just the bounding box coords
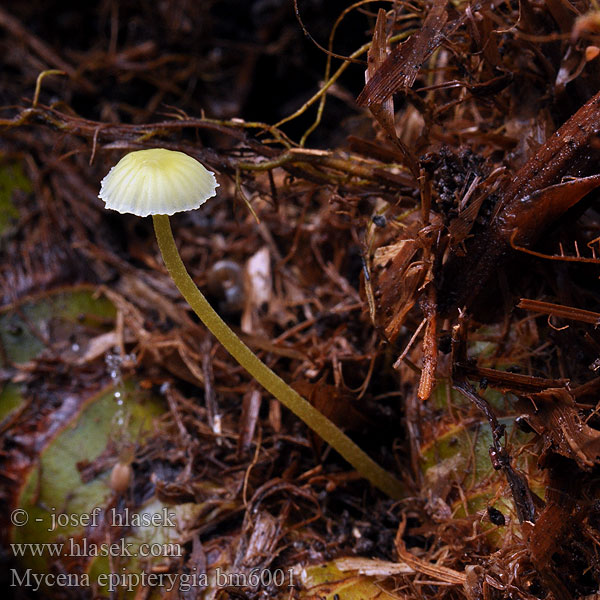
[98,148,219,217]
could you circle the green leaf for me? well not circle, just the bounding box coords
[0,286,116,366]
[12,380,165,573]
[298,562,402,600]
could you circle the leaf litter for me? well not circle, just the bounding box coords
[2,0,600,598]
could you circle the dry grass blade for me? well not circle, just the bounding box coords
[518,298,600,326]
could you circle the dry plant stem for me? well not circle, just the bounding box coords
[152,214,404,499]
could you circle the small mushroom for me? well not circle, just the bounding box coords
[109,461,132,494]
[98,148,404,499]
[99,147,218,217]
[109,444,134,494]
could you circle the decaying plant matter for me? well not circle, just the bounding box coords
[3,0,600,598]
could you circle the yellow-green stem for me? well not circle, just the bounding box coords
[153,214,404,499]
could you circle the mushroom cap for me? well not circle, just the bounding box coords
[98,148,219,217]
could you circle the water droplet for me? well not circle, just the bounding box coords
[116,398,123,406]
[71,343,80,352]
[114,391,121,398]
[213,414,222,435]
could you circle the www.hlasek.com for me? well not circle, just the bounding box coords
[11,538,182,559]
[12,568,296,593]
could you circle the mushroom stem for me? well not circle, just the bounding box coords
[153,214,404,499]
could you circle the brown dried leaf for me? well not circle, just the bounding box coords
[523,388,600,469]
[372,217,437,342]
[501,175,600,246]
[357,0,448,106]
[335,557,414,576]
[292,379,370,432]
[365,9,396,138]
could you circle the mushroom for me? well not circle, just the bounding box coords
[99,148,219,217]
[99,148,403,499]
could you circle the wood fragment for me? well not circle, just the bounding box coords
[417,286,438,402]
